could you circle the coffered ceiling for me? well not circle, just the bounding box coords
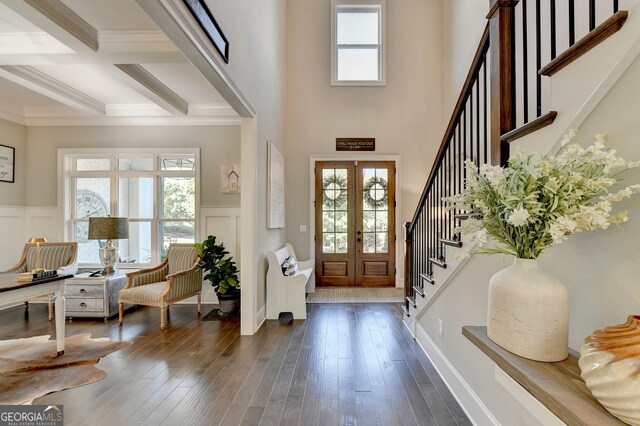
[0,0,238,126]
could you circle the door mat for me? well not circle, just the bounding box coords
[202,308,240,321]
[306,287,404,303]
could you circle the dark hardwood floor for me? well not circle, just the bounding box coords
[1,302,470,426]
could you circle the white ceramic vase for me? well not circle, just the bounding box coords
[579,315,640,425]
[487,258,569,362]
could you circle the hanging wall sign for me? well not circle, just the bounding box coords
[336,138,375,152]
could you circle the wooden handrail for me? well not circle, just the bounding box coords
[409,24,490,232]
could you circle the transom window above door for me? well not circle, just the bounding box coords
[331,0,386,86]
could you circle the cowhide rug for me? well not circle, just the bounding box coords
[0,334,131,404]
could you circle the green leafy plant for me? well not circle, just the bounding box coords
[445,131,640,259]
[194,235,240,295]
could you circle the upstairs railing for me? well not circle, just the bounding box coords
[503,0,628,142]
[404,0,627,315]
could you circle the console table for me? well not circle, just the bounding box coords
[66,272,127,321]
[0,274,71,355]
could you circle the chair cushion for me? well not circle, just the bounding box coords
[167,246,198,275]
[119,282,169,304]
[26,245,74,271]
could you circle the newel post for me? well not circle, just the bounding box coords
[404,222,412,311]
[488,0,518,166]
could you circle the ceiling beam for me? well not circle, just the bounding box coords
[115,64,188,116]
[2,0,100,53]
[0,65,105,115]
[135,0,255,118]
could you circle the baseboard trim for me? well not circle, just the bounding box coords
[256,305,266,331]
[415,324,498,426]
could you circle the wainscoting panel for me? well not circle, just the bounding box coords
[0,207,26,271]
[0,206,61,271]
[196,207,242,304]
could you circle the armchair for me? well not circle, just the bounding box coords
[118,244,202,330]
[2,242,78,320]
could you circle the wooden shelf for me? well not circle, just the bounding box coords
[462,326,624,426]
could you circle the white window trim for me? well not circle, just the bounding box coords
[57,147,200,269]
[331,0,387,86]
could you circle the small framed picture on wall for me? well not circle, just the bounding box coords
[0,144,15,183]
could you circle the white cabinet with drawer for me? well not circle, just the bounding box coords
[65,272,127,320]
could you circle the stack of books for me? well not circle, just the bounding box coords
[18,270,58,282]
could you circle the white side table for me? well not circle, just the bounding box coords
[65,272,128,321]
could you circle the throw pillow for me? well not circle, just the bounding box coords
[281,255,298,276]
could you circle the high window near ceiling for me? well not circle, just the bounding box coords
[61,149,198,268]
[331,0,386,86]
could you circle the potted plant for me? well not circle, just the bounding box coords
[195,235,240,316]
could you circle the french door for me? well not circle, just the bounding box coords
[314,161,395,287]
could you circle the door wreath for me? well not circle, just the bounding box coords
[363,176,388,209]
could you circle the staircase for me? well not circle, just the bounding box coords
[403,0,639,423]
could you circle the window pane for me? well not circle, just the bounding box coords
[76,158,110,171]
[337,48,379,81]
[76,179,110,221]
[119,178,154,219]
[160,155,195,171]
[337,11,379,45]
[75,233,101,264]
[160,221,195,258]
[118,157,153,171]
[162,177,195,219]
[119,221,152,264]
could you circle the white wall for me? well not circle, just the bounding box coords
[417,34,640,426]
[205,0,288,320]
[284,0,443,266]
[441,0,488,119]
[0,117,27,206]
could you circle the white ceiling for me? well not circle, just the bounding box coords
[0,0,238,126]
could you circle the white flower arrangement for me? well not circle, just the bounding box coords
[445,131,640,259]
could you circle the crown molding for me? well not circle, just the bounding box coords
[0,65,105,115]
[188,104,238,117]
[115,63,189,116]
[98,31,177,53]
[23,115,241,127]
[0,100,26,125]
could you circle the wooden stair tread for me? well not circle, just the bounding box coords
[412,285,425,297]
[501,111,558,143]
[540,11,629,77]
[429,257,447,269]
[420,273,435,285]
[440,238,463,248]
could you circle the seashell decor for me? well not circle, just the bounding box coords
[579,315,640,425]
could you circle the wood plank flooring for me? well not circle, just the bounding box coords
[0,302,471,426]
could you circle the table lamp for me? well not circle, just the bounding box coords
[88,217,129,275]
[28,237,47,273]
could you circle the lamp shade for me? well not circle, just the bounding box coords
[88,217,129,240]
[28,237,48,243]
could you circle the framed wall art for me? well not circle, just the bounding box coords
[0,144,15,183]
[221,163,240,193]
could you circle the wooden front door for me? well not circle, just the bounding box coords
[315,161,395,287]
